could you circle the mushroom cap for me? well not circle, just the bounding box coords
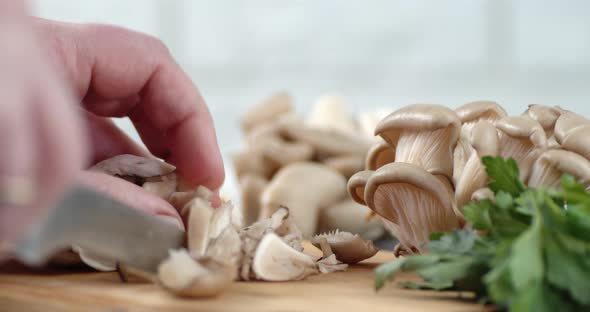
[347,170,374,206]
[529,149,590,188]
[364,162,454,223]
[559,126,590,160]
[311,231,378,264]
[365,140,395,170]
[240,91,293,133]
[252,233,317,281]
[280,124,371,159]
[471,188,494,202]
[523,104,563,131]
[305,94,357,134]
[185,198,214,256]
[470,121,500,157]
[374,104,460,146]
[238,174,268,226]
[495,116,547,149]
[90,154,176,178]
[317,199,384,241]
[323,155,365,179]
[554,112,590,144]
[455,101,507,123]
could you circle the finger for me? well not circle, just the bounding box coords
[78,171,184,230]
[84,112,150,165]
[69,23,225,190]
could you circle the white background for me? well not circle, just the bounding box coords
[32,0,590,198]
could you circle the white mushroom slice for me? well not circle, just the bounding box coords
[241,91,293,133]
[453,101,506,185]
[317,199,384,241]
[90,154,176,179]
[185,198,214,256]
[311,230,378,264]
[306,95,357,134]
[142,179,177,200]
[169,191,198,214]
[72,246,116,271]
[375,104,460,178]
[364,162,459,253]
[495,116,547,183]
[252,233,317,281]
[323,155,365,179]
[316,254,348,273]
[365,140,395,171]
[206,226,242,269]
[158,250,234,298]
[454,121,499,210]
[260,162,348,238]
[347,170,374,206]
[239,174,268,226]
[528,149,590,189]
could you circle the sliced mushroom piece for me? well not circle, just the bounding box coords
[364,162,459,253]
[311,230,378,264]
[185,198,214,256]
[453,101,506,185]
[323,155,365,179]
[365,139,395,170]
[241,91,293,133]
[495,116,547,183]
[528,149,590,189]
[317,199,384,241]
[239,174,268,226]
[90,154,176,181]
[454,121,499,210]
[158,249,234,298]
[306,94,357,134]
[260,162,348,238]
[205,226,242,269]
[142,179,177,200]
[316,254,348,273]
[375,104,460,178]
[347,170,374,206]
[252,233,317,281]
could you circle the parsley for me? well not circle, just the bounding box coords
[374,156,590,311]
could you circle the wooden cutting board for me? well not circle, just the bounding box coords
[0,248,490,312]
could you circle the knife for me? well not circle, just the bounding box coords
[14,185,185,272]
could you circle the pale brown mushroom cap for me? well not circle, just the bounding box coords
[470,121,500,157]
[90,154,176,178]
[495,116,547,148]
[523,104,563,132]
[374,104,460,146]
[240,91,293,133]
[311,231,378,264]
[455,101,507,123]
[365,140,395,170]
[252,233,317,281]
[558,126,590,161]
[280,124,371,159]
[553,112,590,144]
[323,155,365,179]
[529,149,590,188]
[317,199,384,241]
[347,170,374,206]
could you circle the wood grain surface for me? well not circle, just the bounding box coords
[0,247,490,312]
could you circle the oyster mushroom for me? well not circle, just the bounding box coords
[523,104,564,148]
[453,101,506,185]
[232,147,277,180]
[495,116,547,182]
[311,230,378,264]
[305,94,357,134]
[239,174,268,226]
[317,199,384,241]
[528,149,590,189]
[454,121,499,209]
[358,108,392,141]
[471,187,495,202]
[185,198,214,256]
[205,226,242,268]
[323,155,365,179]
[554,112,590,144]
[553,113,590,160]
[252,233,317,281]
[365,139,395,170]
[347,170,373,206]
[241,91,293,133]
[375,104,460,178]
[158,249,234,298]
[350,162,459,253]
[259,162,348,238]
[90,154,176,183]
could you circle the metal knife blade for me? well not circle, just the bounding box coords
[14,185,185,272]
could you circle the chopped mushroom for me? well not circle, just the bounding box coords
[311,230,378,264]
[528,149,590,189]
[240,91,293,133]
[185,198,214,256]
[375,104,460,178]
[495,116,547,183]
[89,154,176,182]
[252,233,318,281]
[365,139,395,170]
[260,162,348,238]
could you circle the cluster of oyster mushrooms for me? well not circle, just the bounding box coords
[348,102,590,255]
[234,92,387,240]
[77,154,377,298]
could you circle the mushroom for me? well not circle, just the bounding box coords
[554,112,590,144]
[261,140,314,168]
[365,139,395,170]
[71,245,116,271]
[311,230,378,264]
[238,174,268,226]
[205,226,242,268]
[240,91,293,133]
[259,162,348,238]
[528,149,590,190]
[317,199,384,241]
[157,249,234,298]
[358,108,392,141]
[305,94,357,134]
[495,116,547,183]
[347,170,373,206]
[454,121,499,210]
[471,188,495,202]
[375,104,460,178]
[349,162,459,253]
[313,237,348,273]
[142,179,177,200]
[553,112,590,160]
[322,155,366,179]
[453,101,506,185]
[89,154,176,183]
[523,104,564,149]
[252,233,317,281]
[184,198,214,256]
[232,147,277,180]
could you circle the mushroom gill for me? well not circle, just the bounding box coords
[375,104,460,178]
[528,149,590,190]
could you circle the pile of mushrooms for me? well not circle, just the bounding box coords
[76,154,380,298]
[234,92,386,240]
[348,102,590,255]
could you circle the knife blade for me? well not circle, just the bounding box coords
[14,185,185,272]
